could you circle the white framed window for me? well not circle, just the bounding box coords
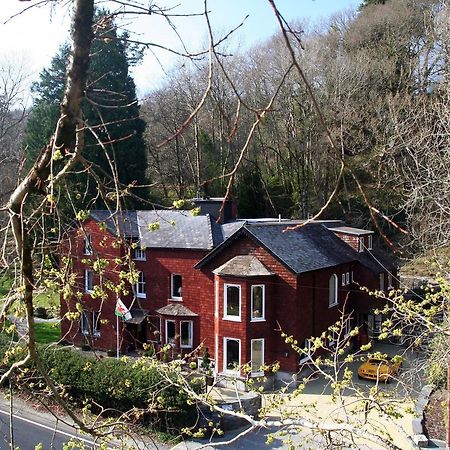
[251,339,264,376]
[135,271,146,298]
[343,316,352,338]
[358,236,364,252]
[80,311,90,335]
[84,234,93,255]
[171,274,182,300]
[345,272,350,285]
[133,247,146,261]
[92,311,101,337]
[329,274,338,307]
[368,234,373,250]
[341,273,346,286]
[224,284,241,321]
[80,311,101,337]
[180,321,193,348]
[84,269,94,293]
[351,271,354,283]
[165,320,176,345]
[223,337,241,374]
[387,272,393,289]
[251,285,265,321]
[299,339,313,364]
[379,273,385,291]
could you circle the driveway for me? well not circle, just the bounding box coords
[174,342,424,450]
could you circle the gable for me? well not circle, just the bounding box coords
[196,223,359,274]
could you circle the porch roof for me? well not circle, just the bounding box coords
[156,303,198,317]
[124,308,149,324]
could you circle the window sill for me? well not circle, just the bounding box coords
[180,344,192,349]
[85,290,93,294]
[133,258,146,262]
[328,302,338,309]
[136,294,146,299]
[250,318,265,323]
[170,297,182,302]
[223,316,241,322]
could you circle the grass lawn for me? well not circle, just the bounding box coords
[34,290,60,309]
[35,321,60,344]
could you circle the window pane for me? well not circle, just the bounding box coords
[226,286,240,316]
[252,286,263,318]
[137,272,146,296]
[226,339,240,370]
[251,340,263,373]
[85,270,93,292]
[180,322,192,347]
[172,275,182,298]
[84,234,92,255]
[166,321,175,343]
[93,311,101,336]
[81,312,89,334]
[329,275,337,306]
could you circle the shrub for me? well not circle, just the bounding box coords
[0,335,197,433]
[38,346,195,430]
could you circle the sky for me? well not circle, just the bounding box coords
[0,0,362,102]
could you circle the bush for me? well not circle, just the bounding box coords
[38,346,196,430]
[0,335,197,433]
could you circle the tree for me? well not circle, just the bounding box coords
[24,12,149,210]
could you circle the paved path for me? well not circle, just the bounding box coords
[172,343,423,450]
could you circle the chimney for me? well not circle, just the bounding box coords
[192,197,237,224]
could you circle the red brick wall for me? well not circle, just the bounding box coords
[61,221,213,353]
[60,219,125,351]
[140,248,212,352]
[62,220,387,374]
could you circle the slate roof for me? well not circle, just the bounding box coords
[196,222,388,275]
[213,255,274,277]
[88,210,390,274]
[124,308,149,324]
[156,304,198,317]
[137,210,217,250]
[90,210,138,237]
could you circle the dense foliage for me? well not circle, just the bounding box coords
[142,0,448,253]
[0,335,196,431]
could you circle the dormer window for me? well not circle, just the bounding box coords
[134,247,146,261]
[84,234,93,255]
[368,234,373,250]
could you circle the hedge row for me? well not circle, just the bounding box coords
[0,334,196,431]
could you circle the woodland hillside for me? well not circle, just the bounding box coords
[1,0,449,258]
[141,0,449,256]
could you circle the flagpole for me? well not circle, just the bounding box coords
[116,308,120,359]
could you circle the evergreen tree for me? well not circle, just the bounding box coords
[24,12,149,210]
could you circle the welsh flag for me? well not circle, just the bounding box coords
[115,298,132,320]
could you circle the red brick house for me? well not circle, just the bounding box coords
[60,199,396,381]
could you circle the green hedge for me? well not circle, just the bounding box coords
[0,334,196,431]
